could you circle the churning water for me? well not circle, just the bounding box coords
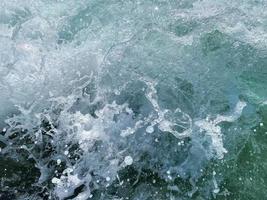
[0,0,267,199]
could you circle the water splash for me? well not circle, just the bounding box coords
[0,0,265,199]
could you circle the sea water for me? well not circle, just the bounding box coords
[0,0,267,199]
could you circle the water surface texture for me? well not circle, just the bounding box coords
[0,0,267,199]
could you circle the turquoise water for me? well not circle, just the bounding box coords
[0,0,267,199]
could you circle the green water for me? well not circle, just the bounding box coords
[0,0,267,199]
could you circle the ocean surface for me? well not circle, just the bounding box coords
[0,0,267,199]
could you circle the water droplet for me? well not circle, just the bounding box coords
[213,188,220,194]
[124,156,133,166]
[146,126,154,133]
[57,159,61,165]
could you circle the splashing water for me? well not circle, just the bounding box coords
[0,0,267,199]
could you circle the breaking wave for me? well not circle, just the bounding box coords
[0,0,266,199]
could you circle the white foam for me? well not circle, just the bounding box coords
[195,101,246,159]
[141,77,192,139]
